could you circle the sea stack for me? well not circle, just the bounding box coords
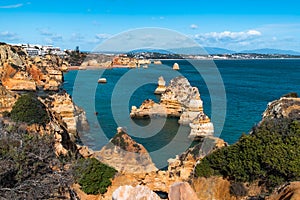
[154,76,167,95]
[173,62,180,70]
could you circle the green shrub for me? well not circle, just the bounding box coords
[74,158,117,195]
[10,93,49,125]
[195,119,300,191]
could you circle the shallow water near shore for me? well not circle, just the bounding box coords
[63,59,300,167]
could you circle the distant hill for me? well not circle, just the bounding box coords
[240,48,300,55]
[94,47,300,56]
[169,46,236,55]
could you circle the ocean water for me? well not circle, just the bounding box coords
[63,59,300,167]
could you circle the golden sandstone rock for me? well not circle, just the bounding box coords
[131,76,214,138]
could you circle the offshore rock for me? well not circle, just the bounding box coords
[154,76,166,95]
[173,63,180,70]
[112,185,161,200]
[94,128,157,173]
[169,182,199,200]
[131,76,214,138]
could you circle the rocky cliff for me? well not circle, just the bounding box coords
[39,92,89,142]
[94,127,157,174]
[0,43,68,91]
[0,43,87,154]
[0,85,18,113]
[98,135,227,199]
[130,76,214,138]
[262,96,300,121]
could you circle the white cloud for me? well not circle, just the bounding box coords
[195,29,262,43]
[0,3,23,9]
[190,24,198,29]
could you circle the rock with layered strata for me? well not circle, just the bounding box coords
[169,182,199,200]
[191,177,236,200]
[94,127,157,173]
[40,92,89,141]
[262,95,300,121]
[167,137,227,180]
[0,43,66,91]
[0,85,19,113]
[268,182,300,200]
[131,76,214,137]
[154,76,166,95]
[189,113,214,139]
[112,185,161,200]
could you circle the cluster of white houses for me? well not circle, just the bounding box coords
[12,43,67,57]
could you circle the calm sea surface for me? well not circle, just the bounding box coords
[63,59,300,166]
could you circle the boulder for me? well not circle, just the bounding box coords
[112,185,161,200]
[169,182,199,200]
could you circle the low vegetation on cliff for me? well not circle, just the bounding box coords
[10,93,49,125]
[195,118,300,191]
[73,157,117,195]
[0,125,72,199]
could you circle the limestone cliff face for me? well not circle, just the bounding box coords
[0,43,67,91]
[0,85,18,113]
[94,128,157,174]
[268,182,300,200]
[262,96,300,121]
[130,76,214,138]
[100,136,227,200]
[39,92,89,142]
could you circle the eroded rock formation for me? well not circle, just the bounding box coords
[39,92,89,142]
[262,96,300,121]
[0,85,18,113]
[94,127,157,173]
[0,43,67,91]
[268,182,300,200]
[130,76,214,138]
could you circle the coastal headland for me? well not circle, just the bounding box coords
[1,42,300,199]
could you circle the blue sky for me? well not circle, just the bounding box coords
[0,0,300,51]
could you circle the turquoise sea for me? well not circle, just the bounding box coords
[63,59,300,167]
